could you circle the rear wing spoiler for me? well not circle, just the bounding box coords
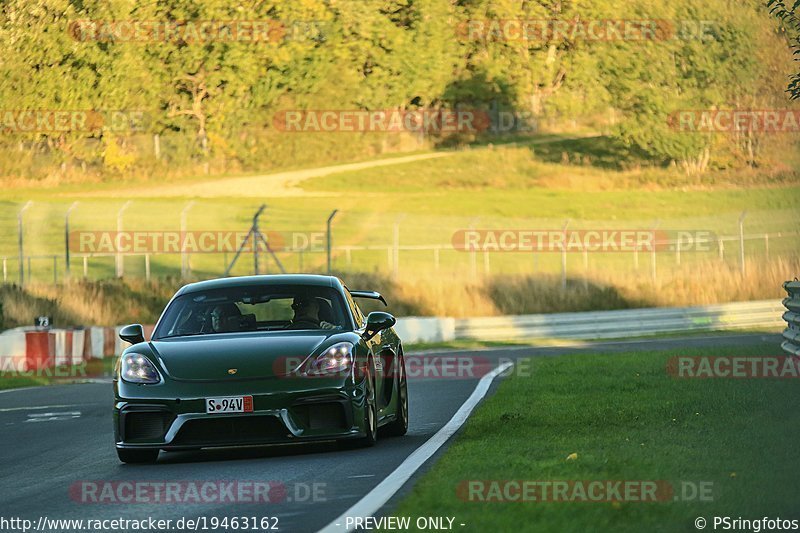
[350,290,387,306]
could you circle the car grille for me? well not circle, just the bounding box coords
[172,415,289,446]
[124,411,174,442]
[293,402,348,431]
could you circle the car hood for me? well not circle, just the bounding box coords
[149,331,340,381]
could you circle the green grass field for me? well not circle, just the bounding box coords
[389,343,800,532]
[0,135,796,319]
[0,136,797,283]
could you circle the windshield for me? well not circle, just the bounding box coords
[153,285,350,339]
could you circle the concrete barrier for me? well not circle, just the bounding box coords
[0,327,29,373]
[24,330,55,371]
[54,330,74,366]
[89,327,105,359]
[71,329,85,365]
[103,327,116,357]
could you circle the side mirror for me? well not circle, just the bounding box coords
[362,312,396,340]
[119,324,145,345]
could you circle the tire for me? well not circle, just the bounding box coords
[384,353,408,437]
[116,448,159,464]
[356,359,378,447]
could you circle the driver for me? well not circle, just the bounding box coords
[291,296,336,329]
[209,303,241,333]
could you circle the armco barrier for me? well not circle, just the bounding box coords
[781,281,800,356]
[0,298,786,368]
[394,317,456,344]
[451,299,784,342]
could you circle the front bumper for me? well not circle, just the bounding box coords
[114,378,368,450]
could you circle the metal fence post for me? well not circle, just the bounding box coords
[65,201,78,277]
[561,224,568,288]
[326,209,338,274]
[738,211,747,276]
[650,220,660,283]
[468,217,479,280]
[18,201,32,285]
[116,201,132,278]
[582,248,589,288]
[393,220,401,279]
[180,201,195,279]
[253,208,261,275]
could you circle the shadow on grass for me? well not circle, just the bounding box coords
[520,134,653,170]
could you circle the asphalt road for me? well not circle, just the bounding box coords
[0,333,778,533]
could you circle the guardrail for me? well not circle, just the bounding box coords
[422,299,784,343]
[781,281,800,356]
[0,300,785,370]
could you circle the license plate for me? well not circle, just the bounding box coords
[206,396,253,414]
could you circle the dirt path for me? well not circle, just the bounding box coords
[72,134,596,199]
[80,152,455,198]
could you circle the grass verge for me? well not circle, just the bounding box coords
[389,343,799,532]
[403,328,783,353]
[0,357,115,391]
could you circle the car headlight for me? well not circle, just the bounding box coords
[305,342,353,376]
[120,353,161,384]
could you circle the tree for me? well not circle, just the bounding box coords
[767,0,800,99]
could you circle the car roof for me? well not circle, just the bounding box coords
[176,274,343,296]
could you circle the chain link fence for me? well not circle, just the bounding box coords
[1,200,797,285]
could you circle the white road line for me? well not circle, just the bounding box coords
[0,387,43,395]
[27,411,81,418]
[0,404,78,413]
[317,361,513,533]
[25,411,81,422]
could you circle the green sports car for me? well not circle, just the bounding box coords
[113,274,408,463]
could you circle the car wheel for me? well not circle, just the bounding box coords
[384,353,408,437]
[116,448,159,464]
[357,359,378,447]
